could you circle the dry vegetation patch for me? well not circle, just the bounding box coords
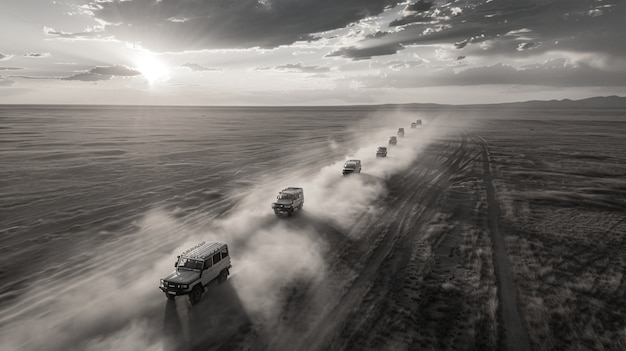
[484,120,626,351]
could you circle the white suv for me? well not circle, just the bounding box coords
[271,187,304,216]
[160,242,231,305]
[342,159,362,175]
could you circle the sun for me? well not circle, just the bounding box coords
[134,55,170,85]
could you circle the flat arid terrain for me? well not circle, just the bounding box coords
[481,119,626,351]
[1,105,625,350]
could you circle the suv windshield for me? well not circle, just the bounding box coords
[178,257,203,270]
[279,193,294,200]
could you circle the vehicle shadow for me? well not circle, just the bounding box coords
[162,280,253,351]
[162,299,187,351]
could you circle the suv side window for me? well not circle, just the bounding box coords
[213,252,222,265]
[204,259,212,270]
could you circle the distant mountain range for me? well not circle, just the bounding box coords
[400,96,626,109]
[486,95,626,109]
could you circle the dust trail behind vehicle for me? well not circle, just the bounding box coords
[0,105,468,350]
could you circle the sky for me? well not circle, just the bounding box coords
[1,0,626,106]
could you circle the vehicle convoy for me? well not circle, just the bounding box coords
[271,187,304,216]
[397,128,405,137]
[342,159,362,175]
[389,136,397,145]
[411,122,417,129]
[160,241,231,305]
[376,146,388,157]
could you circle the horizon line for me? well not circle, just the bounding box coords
[1,95,625,109]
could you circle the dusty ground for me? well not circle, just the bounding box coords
[2,107,625,351]
[168,129,514,351]
[481,120,626,351]
[190,119,626,351]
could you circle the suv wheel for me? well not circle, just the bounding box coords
[165,292,175,301]
[189,285,203,305]
[218,269,229,283]
[288,209,293,216]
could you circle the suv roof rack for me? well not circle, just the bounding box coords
[181,241,225,260]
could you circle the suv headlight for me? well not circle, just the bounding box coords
[160,279,165,288]
[182,284,188,289]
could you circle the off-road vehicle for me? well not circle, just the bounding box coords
[159,241,231,305]
[397,128,405,137]
[342,159,362,175]
[376,146,388,157]
[416,119,422,126]
[389,136,397,145]
[411,122,417,129]
[271,187,304,216]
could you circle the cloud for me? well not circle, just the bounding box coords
[24,53,50,58]
[406,0,435,13]
[273,63,331,73]
[179,63,222,72]
[328,42,404,60]
[62,72,112,82]
[44,26,100,39]
[454,39,468,49]
[91,66,141,76]
[0,78,16,86]
[75,0,401,51]
[389,13,434,26]
[372,57,428,71]
[517,42,536,51]
[389,0,436,26]
[358,60,626,88]
[332,0,626,60]
[62,65,141,81]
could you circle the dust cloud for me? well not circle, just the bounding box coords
[0,210,210,351]
[0,110,468,351]
[211,111,467,323]
[300,111,464,226]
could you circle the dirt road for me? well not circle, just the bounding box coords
[478,135,531,351]
[168,129,528,351]
[2,114,536,351]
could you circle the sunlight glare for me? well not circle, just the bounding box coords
[134,55,170,85]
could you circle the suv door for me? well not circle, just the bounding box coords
[202,256,217,285]
[209,252,223,280]
[297,192,304,207]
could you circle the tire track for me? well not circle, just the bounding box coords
[474,134,531,351]
[335,133,493,350]
[263,137,463,351]
[309,134,473,350]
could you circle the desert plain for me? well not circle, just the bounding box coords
[0,105,624,351]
